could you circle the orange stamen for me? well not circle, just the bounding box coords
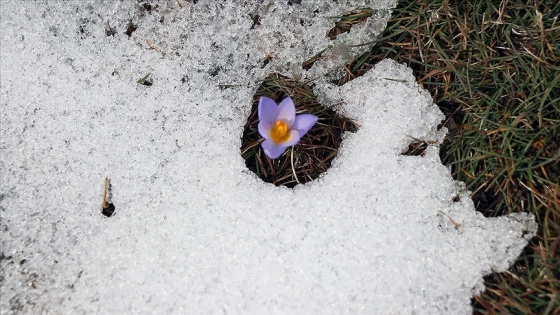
[269,120,290,143]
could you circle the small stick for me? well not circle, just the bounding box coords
[101,177,115,217]
[106,21,114,36]
[439,210,461,230]
[102,176,109,209]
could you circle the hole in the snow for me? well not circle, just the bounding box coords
[102,203,116,217]
[302,49,327,70]
[240,73,357,188]
[327,8,373,40]
[125,20,137,37]
[261,54,273,68]
[249,13,261,29]
[402,139,429,157]
[137,0,158,14]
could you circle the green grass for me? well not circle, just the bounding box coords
[242,0,559,313]
[337,1,559,313]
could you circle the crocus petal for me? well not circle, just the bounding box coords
[281,130,301,146]
[258,96,277,126]
[292,114,318,136]
[262,139,288,159]
[275,97,296,126]
[258,120,272,140]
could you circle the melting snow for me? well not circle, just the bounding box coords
[0,1,535,314]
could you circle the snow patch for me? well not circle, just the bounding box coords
[0,1,535,314]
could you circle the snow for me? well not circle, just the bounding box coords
[0,1,535,314]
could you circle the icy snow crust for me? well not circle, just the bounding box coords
[0,1,536,314]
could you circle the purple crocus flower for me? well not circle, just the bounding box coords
[258,96,318,159]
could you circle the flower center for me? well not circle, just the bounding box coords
[269,120,290,143]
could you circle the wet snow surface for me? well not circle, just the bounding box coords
[0,1,535,314]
